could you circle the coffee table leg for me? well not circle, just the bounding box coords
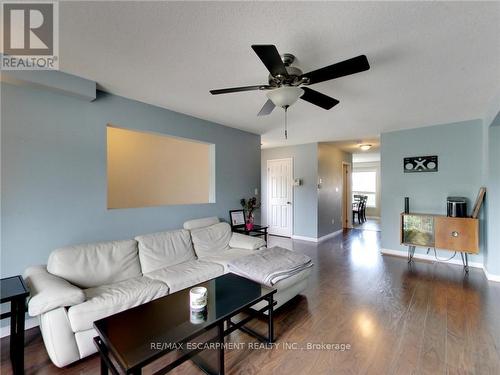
[218,321,225,375]
[97,338,108,375]
[190,323,225,375]
[100,356,108,375]
[94,337,121,375]
[267,295,274,344]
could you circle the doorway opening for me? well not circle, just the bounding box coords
[342,162,352,229]
[351,154,381,232]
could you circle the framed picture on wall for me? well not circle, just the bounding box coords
[229,209,245,227]
[403,155,438,173]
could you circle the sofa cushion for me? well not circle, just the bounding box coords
[198,248,255,272]
[190,222,232,257]
[135,229,196,273]
[183,216,219,230]
[144,260,224,293]
[67,276,168,332]
[229,232,266,250]
[47,240,141,289]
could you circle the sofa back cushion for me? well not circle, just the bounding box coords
[190,222,232,257]
[135,229,196,273]
[47,240,141,288]
[183,216,220,230]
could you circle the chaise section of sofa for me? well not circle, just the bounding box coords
[185,218,311,310]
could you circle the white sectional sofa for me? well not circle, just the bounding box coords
[24,217,311,367]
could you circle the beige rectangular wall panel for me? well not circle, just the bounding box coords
[107,126,215,209]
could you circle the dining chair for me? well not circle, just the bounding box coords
[353,198,365,224]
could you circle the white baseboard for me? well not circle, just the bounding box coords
[1,317,39,338]
[483,268,500,282]
[291,234,318,242]
[291,229,343,243]
[317,229,343,242]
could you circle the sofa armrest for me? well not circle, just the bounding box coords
[229,232,266,250]
[23,265,85,316]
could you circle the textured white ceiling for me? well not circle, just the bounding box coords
[353,153,381,164]
[323,138,380,154]
[56,1,500,148]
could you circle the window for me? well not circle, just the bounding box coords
[352,171,377,208]
[107,125,215,209]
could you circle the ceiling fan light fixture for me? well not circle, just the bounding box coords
[266,86,304,108]
[359,144,372,151]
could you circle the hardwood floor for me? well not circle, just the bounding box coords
[2,229,500,374]
[353,218,380,232]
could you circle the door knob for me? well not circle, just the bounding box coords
[287,202,291,205]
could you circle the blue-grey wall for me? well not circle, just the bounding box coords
[381,119,484,263]
[486,115,500,275]
[1,83,261,277]
[261,143,318,238]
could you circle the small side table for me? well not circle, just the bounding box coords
[232,224,269,243]
[1,276,29,375]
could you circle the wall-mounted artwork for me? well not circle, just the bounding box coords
[403,155,438,173]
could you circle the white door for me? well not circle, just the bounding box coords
[267,158,293,237]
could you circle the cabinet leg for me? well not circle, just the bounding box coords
[407,246,415,263]
[460,252,469,273]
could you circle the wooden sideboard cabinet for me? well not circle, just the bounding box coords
[400,213,479,271]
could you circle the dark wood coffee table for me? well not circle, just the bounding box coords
[93,273,276,375]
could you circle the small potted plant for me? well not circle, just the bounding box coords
[240,197,260,230]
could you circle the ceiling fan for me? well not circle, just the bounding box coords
[210,44,370,119]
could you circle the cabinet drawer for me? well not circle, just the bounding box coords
[435,217,479,253]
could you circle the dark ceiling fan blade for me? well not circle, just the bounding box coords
[257,99,276,116]
[301,55,370,85]
[300,87,339,110]
[251,45,288,77]
[210,85,272,95]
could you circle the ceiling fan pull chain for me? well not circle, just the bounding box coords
[284,106,288,139]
